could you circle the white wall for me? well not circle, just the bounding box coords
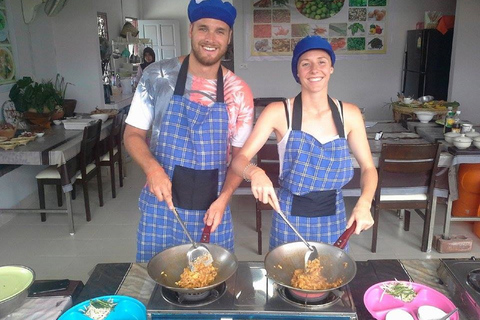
[449,0,480,123]
[52,0,103,114]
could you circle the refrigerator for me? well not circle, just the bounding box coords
[402,29,454,100]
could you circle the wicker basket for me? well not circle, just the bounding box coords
[391,102,457,123]
[0,124,16,139]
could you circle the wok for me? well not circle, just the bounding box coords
[264,223,357,295]
[147,243,238,294]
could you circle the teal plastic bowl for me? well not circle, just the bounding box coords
[58,295,146,320]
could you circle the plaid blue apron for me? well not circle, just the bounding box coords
[270,94,354,250]
[136,56,233,262]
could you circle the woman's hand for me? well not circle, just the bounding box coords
[203,198,228,232]
[348,198,374,234]
[250,167,281,213]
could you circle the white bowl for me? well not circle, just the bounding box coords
[90,114,109,122]
[403,98,414,104]
[453,135,472,149]
[465,129,480,139]
[444,132,461,144]
[417,305,449,320]
[473,141,480,149]
[386,309,414,320]
[53,120,62,125]
[415,111,436,123]
[35,132,45,137]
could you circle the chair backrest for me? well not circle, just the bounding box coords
[107,113,124,151]
[79,120,102,173]
[376,143,441,201]
[256,142,280,188]
[253,97,286,122]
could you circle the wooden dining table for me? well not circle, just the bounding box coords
[0,118,113,234]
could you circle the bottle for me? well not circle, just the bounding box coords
[451,111,462,134]
[443,107,455,133]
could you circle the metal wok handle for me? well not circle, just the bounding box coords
[269,199,316,252]
[333,221,357,249]
[171,207,199,248]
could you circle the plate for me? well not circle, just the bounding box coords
[363,281,458,320]
[58,295,146,320]
[295,0,345,20]
[0,46,15,81]
[0,265,35,302]
[0,141,18,150]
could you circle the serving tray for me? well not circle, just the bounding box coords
[447,146,480,155]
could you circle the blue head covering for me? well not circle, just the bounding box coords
[188,0,237,29]
[291,36,336,83]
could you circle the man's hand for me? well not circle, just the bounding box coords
[203,198,228,232]
[146,168,174,210]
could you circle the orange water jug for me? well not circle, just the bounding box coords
[452,164,480,219]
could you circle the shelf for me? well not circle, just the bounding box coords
[110,38,153,79]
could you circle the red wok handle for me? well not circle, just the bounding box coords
[333,221,357,249]
[200,224,211,243]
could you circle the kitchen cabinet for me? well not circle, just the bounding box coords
[110,38,152,80]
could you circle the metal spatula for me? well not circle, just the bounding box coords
[171,207,213,270]
[269,200,318,268]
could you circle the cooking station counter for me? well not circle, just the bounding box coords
[73,259,470,319]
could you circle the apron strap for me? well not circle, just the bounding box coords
[328,96,345,138]
[292,92,302,130]
[291,93,345,138]
[173,55,224,103]
[282,99,290,129]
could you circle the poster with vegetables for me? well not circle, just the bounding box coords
[248,0,387,60]
[0,2,15,85]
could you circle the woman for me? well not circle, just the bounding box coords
[135,47,155,84]
[232,36,377,249]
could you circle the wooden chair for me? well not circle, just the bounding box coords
[36,120,104,222]
[100,113,125,198]
[371,142,442,253]
[255,142,280,255]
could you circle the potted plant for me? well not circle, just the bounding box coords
[9,76,64,129]
[54,73,76,117]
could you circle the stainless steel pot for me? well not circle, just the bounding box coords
[264,224,356,295]
[0,265,35,318]
[147,243,238,294]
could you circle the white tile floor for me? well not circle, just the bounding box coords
[1,160,480,284]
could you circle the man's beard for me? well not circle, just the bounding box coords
[191,43,227,67]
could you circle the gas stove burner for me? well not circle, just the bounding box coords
[161,282,226,307]
[467,268,480,293]
[287,288,329,303]
[278,286,342,309]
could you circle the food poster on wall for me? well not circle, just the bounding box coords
[0,0,15,85]
[247,0,387,61]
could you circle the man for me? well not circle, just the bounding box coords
[124,0,254,262]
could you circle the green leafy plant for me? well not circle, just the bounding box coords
[9,76,63,113]
[54,73,74,101]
